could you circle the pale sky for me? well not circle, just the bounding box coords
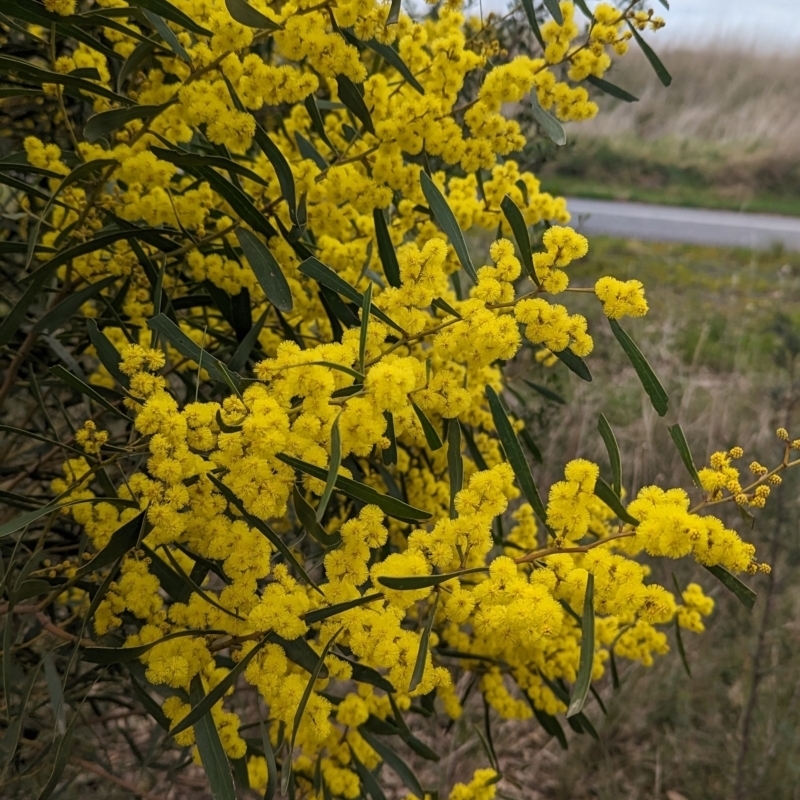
[472,0,800,51]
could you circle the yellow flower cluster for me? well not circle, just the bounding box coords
[14,0,784,796]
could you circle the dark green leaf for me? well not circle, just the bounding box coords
[377,565,487,591]
[529,701,568,749]
[522,379,565,404]
[627,22,672,86]
[304,593,383,625]
[520,0,545,48]
[260,720,278,800]
[350,746,387,800]
[431,297,461,319]
[298,257,403,333]
[340,658,394,693]
[190,676,237,800]
[236,228,293,312]
[385,0,401,25]
[317,413,342,522]
[336,74,375,134]
[146,313,243,390]
[585,75,638,102]
[519,427,543,464]
[671,574,692,676]
[704,564,756,611]
[292,486,340,548]
[229,306,269,373]
[447,418,463,519]
[50,365,131,421]
[224,0,281,29]
[594,478,639,525]
[573,0,592,17]
[365,39,424,95]
[608,318,668,415]
[553,346,592,381]
[129,0,212,35]
[82,629,227,664]
[500,195,537,284]
[252,125,298,224]
[118,39,156,91]
[76,510,145,577]
[486,385,548,527]
[277,454,431,522]
[409,592,438,691]
[304,94,336,154]
[270,633,328,677]
[207,473,321,593]
[0,425,80,457]
[411,401,443,451]
[172,637,271,735]
[531,92,566,146]
[151,146,269,187]
[420,171,477,282]
[33,275,117,335]
[542,0,563,24]
[382,411,398,466]
[567,573,594,718]
[295,131,327,169]
[597,413,622,496]
[85,103,169,143]
[359,283,372,374]
[373,208,401,288]
[358,728,424,798]
[87,319,128,387]
[668,423,703,489]
[285,628,342,792]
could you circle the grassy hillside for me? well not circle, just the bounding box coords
[540,47,800,216]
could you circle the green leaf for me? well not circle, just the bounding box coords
[285,628,343,793]
[542,0,563,24]
[671,574,692,677]
[608,318,669,416]
[0,54,133,106]
[336,75,375,134]
[224,0,281,29]
[627,22,672,86]
[420,171,477,283]
[486,385,548,528]
[377,565,487,591]
[349,746,388,800]
[172,637,271,736]
[531,92,566,146]
[359,283,372,374]
[519,427,543,465]
[292,486,340,548]
[195,165,275,240]
[118,39,156,91]
[151,145,269,187]
[573,0,592,17]
[385,0,401,25]
[33,275,118,335]
[295,131,327,169]
[597,413,622,496]
[146,313,243,390]
[364,39,424,95]
[304,593,384,625]
[704,564,756,611]
[50,365,131,421]
[409,592,438,692]
[260,720,278,800]
[298,256,403,332]
[585,75,638,102]
[373,208,401,288]
[382,411,398,466]
[229,306,268,373]
[128,0,212,35]
[431,297,461,319]
[668,424,703,489]
[411,401,443,451]
[82,629,228,664]
[520,0,545,48]
[594,478,640,526]
[358,728,424,798]
[277,453,431,522]
[236,228,293,312]
[304,94,336,154]
[500,195,537,284]
[553,347,592,381]
[86,319,128,387]
[252,125,298,224]
[86,103,170,144]
[567,573,594,718]
[522,379,565,405]
[317,413,342,522]
[207,473,322,593]
[76,510,145,577]
[190,676,236,800]
[447,419,463,520]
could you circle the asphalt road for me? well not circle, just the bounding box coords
[566,198,800,251]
